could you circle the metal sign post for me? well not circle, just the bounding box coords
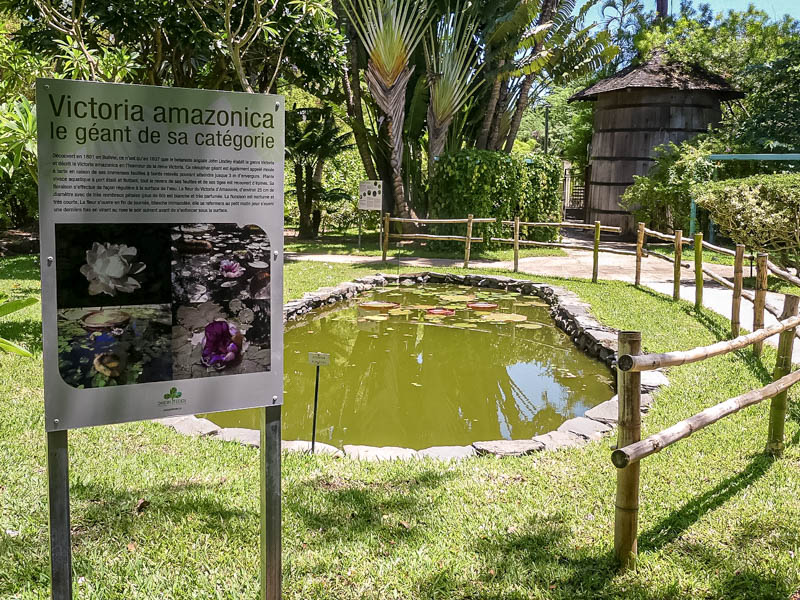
[47,430,71,600]
[308,352,330,454]
[260,404,281,600]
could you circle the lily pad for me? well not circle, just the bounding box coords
[452,322,478,329]
[388,308,412,316]
[408,304,436,310]
[364,315,389,322]
[438,294,475,303]
[481,313,527,323]
[516,322,543,330]
[359,301,400,311]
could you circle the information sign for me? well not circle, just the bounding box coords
[308,352,330,366]
[358,180,382,211]
[37,79,284,431]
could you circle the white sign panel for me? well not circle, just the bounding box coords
[37,79,284,431]
[358,180,382,211]
[307,352,330,366]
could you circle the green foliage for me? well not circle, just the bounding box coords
[635,7,800,154]
[0,292,37,356]
[620,137,719,233]
[694,174,800,271]
[0,168,37,228]
[0,96,37,183]
[428,149,561,250]
[514,81,594,171]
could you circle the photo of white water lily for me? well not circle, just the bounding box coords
[80,242,146,297]
[55,224,172,309]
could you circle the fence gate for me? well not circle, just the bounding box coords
[562,167,588,221]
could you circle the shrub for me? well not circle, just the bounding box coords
[693,174,800,271]
[427,150,561,250]
[0,168,38,228]
[620,137,719,233]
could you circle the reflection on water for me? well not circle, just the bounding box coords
[206,285,615,449]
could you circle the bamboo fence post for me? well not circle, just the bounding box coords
[592,220,601,283]
[635,222,645,287]
[731,244,745,338]
[463,214,473,269]
[753,253,769,357]
[382,212,390,262]
[513,216,520,272]
[694,233,703,310]
[615,331,642,571]
[766,294,800,455]
[673,230,682,301]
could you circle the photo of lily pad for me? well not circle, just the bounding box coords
[170,223,271,379]
[55,224,172,309]
[56,304,172,388]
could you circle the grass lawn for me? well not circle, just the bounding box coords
[1,255,799,599]
[285,230,567,262]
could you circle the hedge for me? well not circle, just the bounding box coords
[693,173,800,270]
[427,150,562,251]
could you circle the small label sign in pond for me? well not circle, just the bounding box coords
[308,352,330,366]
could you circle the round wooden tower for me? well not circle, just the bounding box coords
[569,51,743,234]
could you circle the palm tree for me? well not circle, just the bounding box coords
[424,5,482,176]
[341,0,430,219]
[287,107,354,239]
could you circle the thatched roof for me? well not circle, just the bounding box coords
[569,50,744,102]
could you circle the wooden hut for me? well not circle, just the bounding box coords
[569,51,743,234]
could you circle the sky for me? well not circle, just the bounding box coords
[581,0,800,23]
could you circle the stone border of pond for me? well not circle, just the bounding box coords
[157,271,669,460]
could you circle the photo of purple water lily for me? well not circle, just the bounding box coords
[201,321,242,369]
[171,223,271,380]
[219,259,245,278]
[80,242,146,296]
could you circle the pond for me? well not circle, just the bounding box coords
[205,284,614,450]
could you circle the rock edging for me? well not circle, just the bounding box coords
[160,271,669,461]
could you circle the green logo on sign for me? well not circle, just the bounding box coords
[164,387,182,400]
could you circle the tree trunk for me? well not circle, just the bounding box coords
[489,80,510,151]
[296,163,315,239]
[504,0,558,153]
[311,160,325,238]
[503,74,534,153]
[334,1,379,181]
[476,60,504,150]
[427,103,451,181]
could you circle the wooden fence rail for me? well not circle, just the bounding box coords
[612,366,800,469]
[382,213,492,268]
[499,220,622,233]
[493,219,623,278]
[612,294,800,570]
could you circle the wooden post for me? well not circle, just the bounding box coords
[694,233,703,310]
[615,331,642,571]
[635,222,645,287]
[753,253,769,357]
[513,216,520,273]
[731,244,745,338]
[463,214,473,269]
[673,230,682,301]
[592,220,600,283]
[766,294,800,455]
[382,212,390,263]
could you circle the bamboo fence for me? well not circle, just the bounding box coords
[612,293,800,570]
[492,219,623,277]
[382,213,494,267]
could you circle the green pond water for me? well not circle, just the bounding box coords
[204,284,614,449]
